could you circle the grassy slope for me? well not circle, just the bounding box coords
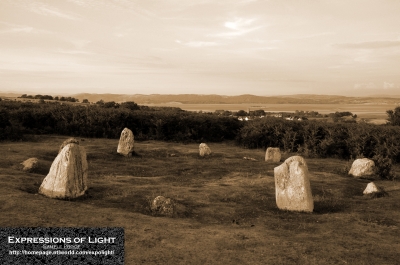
[1,136,400,264]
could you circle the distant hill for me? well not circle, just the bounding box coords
[70,93,400,105]
[2,92,400,105]
[367,94,400,98]
[0,92,29,98]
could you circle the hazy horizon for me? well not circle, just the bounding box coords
[1,0,400,96]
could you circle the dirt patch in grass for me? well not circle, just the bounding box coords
[1,136,400,264]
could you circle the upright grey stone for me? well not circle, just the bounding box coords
[199,143,211,157]
[348,158,375,178]
[59,138,79,153]
[39,143,88,199]
[117,128,134,156]
[274,156,314,212]
[265,147,281,163]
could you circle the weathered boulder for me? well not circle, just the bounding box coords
[363,182,388,198]
[348,158,375,178]
[39,143,88,199]
[199,143,211,157]
[363,182,383,194]
[265,147,281,163]
[20,157,39,172]
[59,138,79,153]
[274,156,314,212]
[150,196,175,217]
[117,128,134,156]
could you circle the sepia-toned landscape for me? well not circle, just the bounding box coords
[1,94,400,264]
[2,0,400,264]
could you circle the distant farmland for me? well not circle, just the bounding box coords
[146,103,396,121]
[3,94,396,123]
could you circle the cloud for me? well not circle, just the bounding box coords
[355,82,400,90]
[353,82,377,89]
[333,40,400,49]
[70,40,91,49]
[0,26,34,34]
[26,2,79,20]
[55,49,93,55]
[224,18,256,31]
[295,32,335,39]
[237,0,259,5]
[212,26,263,38]
[0,23,54,35]
[383,82,395,89]
[209,17,265,39]
[66,0,155,18]
[67,0,86,6]
[254,46,278,51]
[175,40,221,48]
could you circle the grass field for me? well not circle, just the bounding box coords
[1,135,400,264]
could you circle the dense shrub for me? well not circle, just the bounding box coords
[237,118,400,164]
[0,109,11,128]
[0,101,241,142]
[386,106,400,126]
[235,117,303,149]
[0,107,23,140]
[372,154,395,180]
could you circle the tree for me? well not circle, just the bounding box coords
[223,110,232,116]
[387,106,400,126]
[335,111,353,117]
[237,110,247,116]
[214,110,225,115]
[82,99,89,104]
[103,101,119,108]
[120,101,139,110]
[253,109,266,116]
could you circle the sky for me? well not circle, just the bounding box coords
[1,0,400,96]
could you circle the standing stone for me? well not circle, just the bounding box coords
[20,157,39,172]
[39,143,88,199]
[265,147,281,163]
[199,143,211,157]
[348,158,375,178]
[274,156,314,212]
[59,138,79,153]
[117,128,134,156]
